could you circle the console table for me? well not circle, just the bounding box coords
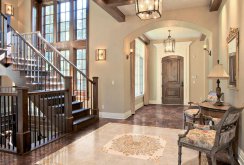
[199,102,231,118]
[199,102,238,163]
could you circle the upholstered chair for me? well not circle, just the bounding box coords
[183,102,201,129]
[183,91,220,129]
[178,106,244,165]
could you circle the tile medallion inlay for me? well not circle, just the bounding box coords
[103,134,166,161]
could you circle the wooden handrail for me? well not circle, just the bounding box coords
[8,26,65,78]
[28,89,67,95]
[22,31,94,84]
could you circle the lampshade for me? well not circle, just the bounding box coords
[135,0,162,20]
[208,63,229,79]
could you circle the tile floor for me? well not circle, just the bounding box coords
[0,105,230,165]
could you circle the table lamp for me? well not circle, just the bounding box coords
[208,60,229,106]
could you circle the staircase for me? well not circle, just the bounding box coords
[21,31,99,131]
[0,11,99,152]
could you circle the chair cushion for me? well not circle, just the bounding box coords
[193,124,211,130]
[184,109,200,117]
[180,129,216,149]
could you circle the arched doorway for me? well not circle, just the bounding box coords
[124,20,213,114]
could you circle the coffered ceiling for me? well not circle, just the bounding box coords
[93,0,223,22]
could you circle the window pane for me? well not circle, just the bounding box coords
[77,20,82,29]
[75,0,87,40]
[60,50,70,76]
[60,22,65,31]
[57,2,70,42]
[60,13,66,22]
[60,32,65,41]
[76,49,87,92]
[42,5,54,43]
[61,3,66,11]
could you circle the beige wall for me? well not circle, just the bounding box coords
[90,1,219,116]
[1,75,13,87]
[1,0,31,32]
[189,40,206,102]
[218,0,244,156]
[1,0,19,29]
[149,43,157,102]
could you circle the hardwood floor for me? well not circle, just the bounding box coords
[0,105,231,165]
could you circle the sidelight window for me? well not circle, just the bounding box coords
[135,39,145,97]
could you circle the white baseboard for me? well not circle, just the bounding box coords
[238,147,244,165]
[135,102,144,111]
[149,100,161,104]
[99,110,131,119]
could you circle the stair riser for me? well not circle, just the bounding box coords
[72,102,82,111]
[73,117,98,132]
[73,110,90,120]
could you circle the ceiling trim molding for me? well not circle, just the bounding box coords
[209,0,222,12]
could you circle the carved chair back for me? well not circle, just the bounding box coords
[214,106,243,147]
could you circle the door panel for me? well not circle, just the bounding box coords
[162,56,184,104]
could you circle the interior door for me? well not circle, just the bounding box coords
[162,56,184,104]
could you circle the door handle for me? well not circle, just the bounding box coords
[181,82,184,87]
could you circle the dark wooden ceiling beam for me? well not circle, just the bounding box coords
[93,0,125,22]
[104,0,135,7]
[138,34,150,45]
[209,0,222,12]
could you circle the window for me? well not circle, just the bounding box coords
[45,52,53,69]
[74,0,87,40]
[60,50,70,76]
[76,49,86,90]
[42,5,54,43]
[135,39,145,97]
[57,2,70,42]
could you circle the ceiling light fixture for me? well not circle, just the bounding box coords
[164,30,175,53]
[135,0,162,20]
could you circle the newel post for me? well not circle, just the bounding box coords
[16,87,31,154]
[64,76,73,133]
[92,77,99,116]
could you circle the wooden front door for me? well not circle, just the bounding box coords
[162,56,184,104]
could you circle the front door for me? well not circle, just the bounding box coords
[162,56,184,104]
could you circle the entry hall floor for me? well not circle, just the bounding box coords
[0,105,230,165]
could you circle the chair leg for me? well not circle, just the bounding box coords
[183,115,186,129]
[178,144,182,165]
[198,151,202,165]
[211,154,217,165]
[228,143,237,165]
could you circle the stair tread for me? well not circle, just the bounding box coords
[73,115,95,125]
[72,108,90,115]
[51,101,81,108]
